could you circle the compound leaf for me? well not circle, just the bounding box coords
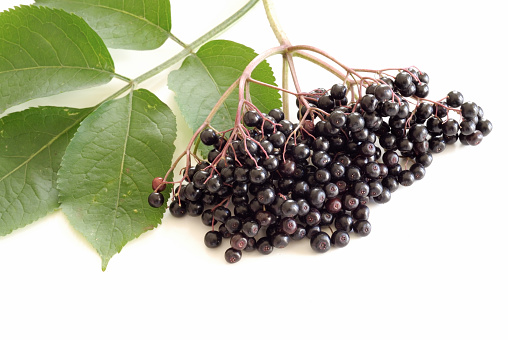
[35,0,172,50]
[58,89,176,270]
[0,5,115,113]
[168,39,281,154]
[0,106,92,236]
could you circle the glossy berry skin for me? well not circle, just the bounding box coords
[270,232,291,249]
[446,91,464,108]
[151,177,166,192]
[466,131,484,146]
[242,220,260,238]
[410,163,426,180]
[476,119,492,136]
[281,199,299,217]
[329,110,347,128]
[398,170,415,186]
[256,237,273,255]
[224,248,242,264]
[331,84,347,100]
[360,94,378,113]
[395,71,413,89]
[460,120,476,135]
[415,83,429,98]
[353,220,371,237]
[310,232,331,253]
[200,128,219,146]
[168,201,186,218]
[230,233,248,250]
[204,230,222,248]
[243,110,262,127]
[268,108,285,122]
[257,186,276,205]
[331,230,350,248]
[441,119,459,136]
[148,192,164,208]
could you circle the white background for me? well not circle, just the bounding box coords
[1,0,507,339]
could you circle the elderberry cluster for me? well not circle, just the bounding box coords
[148,67,493,264]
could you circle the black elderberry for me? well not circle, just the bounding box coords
[466,130,483,146]
[168,199,186,217]
[291,224,307,240]
[459,120,476,135]
[187,201,204,216]
[441,119,459,136]
[281,217,298,235]
[230,233,248,251]
[257,186,276,205]
[200,128,219,146]
[360,94,378,113]
[476,119,493,136]
[346,112,365,132]
[281,199,299,217]
[312,151,332,168]
[395,71,413,90]
[353,220,371,237]
[201,209,214,226]
[204,230,222,248]
[429,136,446,153]
[256,237,274,255]
[410,163,426,180]
[310,232,331,253]
[398,170,415,186]
[224,216,242,234]
[331,230,350,248]
[224,247,242,263]
[329,109,347,128]
[373,187,391,204]
[148,192,165,208]
[242,220,260,238]
[268,108,285,122]
[331,83,348,100]
[414,83,429,98]
[270,232,291,249]
[374,84,393,101]
[446,91,464,108]
[243,110,262,127]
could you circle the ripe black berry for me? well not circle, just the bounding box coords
[204,230,222,248]
[310,232,331,253]
[148,192,165,208]
[224,248,242,263]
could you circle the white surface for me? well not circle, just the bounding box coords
[1,0,507,339]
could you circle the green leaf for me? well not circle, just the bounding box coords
[35,0,171,50]
[0,106,92,236]
[57,89,176,270]
[0,5,115,113]
[167,39,281,146]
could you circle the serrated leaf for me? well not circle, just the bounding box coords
[35,0,171,50]
[168,40,282,149]
[57,89,176,270]
[0,106,92,236]
[0,5,115,113]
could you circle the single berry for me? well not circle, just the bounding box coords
[224,248,242,263]
[446,91,464,108]
[331,230,350,248]
[168,200,186,217]
[200,128,219,146]
[310,232,331,253]
[204,230,222,248]
[151,177,166,192]
[148,192,165,208]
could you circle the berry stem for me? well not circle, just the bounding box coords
[262,0,290,45]
[282,55,290,115]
